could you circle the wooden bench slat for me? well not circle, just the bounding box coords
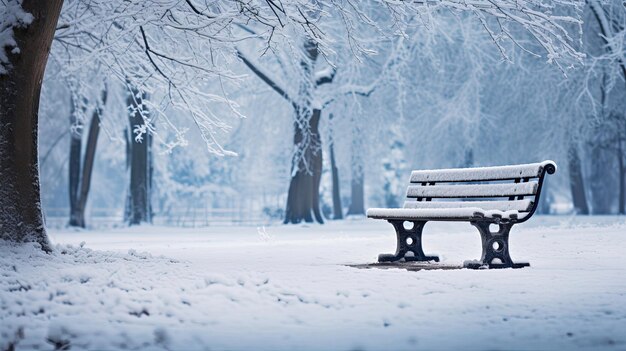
[410,161,555,183]
[366,208,528,221]
[403,199,533,212]
[406,182,538,198]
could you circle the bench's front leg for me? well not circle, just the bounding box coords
[464,221,529,269]
[378,220,440,263]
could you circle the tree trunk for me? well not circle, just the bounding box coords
[125,88,153,225]
[463,148,474,168]
[348,139,365,215]
[328,114,343,220]
[283,109,324,224]
[68,95,84,227]
[347,171,365,216]
[283,39,325,224]
[589,144,613,214]
[568,143,590,215]
[536,182,553,214]
[329,138,343,220]
[381,124,405,208]
[240,38,334,225]
[68,88,107,228]
[619,139,625,215]
[0,0,64,249]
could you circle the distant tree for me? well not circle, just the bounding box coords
[68,84,108,227]
[568,142,590,214]
[328,113,343,220]
[568,0,625,214]
[237,23,379,223]
[347,116,366,216]
[381,129,407,209]
[586,0,625,214]
[125,86,153,225]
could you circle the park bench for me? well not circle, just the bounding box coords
[366,160,557,269]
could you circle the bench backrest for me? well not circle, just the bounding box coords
[403,160,556,222]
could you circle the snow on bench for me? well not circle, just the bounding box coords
[409,160,555,182]
[366,160,556,269]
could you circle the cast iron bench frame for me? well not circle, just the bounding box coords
[366,161,556,269]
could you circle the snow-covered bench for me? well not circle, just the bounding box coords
[367,160,557,269]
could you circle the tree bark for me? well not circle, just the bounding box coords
[125,87,153,225]
[568,143,590,215]
[0,0,64,249]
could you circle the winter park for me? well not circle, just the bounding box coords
[1,0,626,350]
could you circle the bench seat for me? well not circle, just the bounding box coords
[366,207,527,221]
[367,160,556,269]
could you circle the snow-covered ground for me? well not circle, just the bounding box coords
[2,216,626,350]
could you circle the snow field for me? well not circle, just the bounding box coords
[1,216,626,350]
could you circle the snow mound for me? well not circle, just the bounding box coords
[0,239,306,350]
[0,0,33,74]
[0,241,197,349]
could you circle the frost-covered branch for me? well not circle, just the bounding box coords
[46,0,584,156]
[237,49,296,106]
[383,0,585,66]
[588,0,626,82]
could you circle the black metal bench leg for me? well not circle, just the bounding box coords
[378,220,439,263]
[464,221,529,269]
